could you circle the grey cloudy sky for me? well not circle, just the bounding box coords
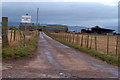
[2,2,118,27]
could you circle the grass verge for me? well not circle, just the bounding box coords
[2,35,39,60]
[46,33,120,66]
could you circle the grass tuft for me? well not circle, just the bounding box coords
[2,35,39,60]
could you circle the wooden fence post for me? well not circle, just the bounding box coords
[118,35,120,59]
[19,30,22,41]
[61,33,63,40]
[61,33,62,40]
[14,30,16,41]
[16,30,17,41]
[2,17,9,48]
[63,32,64,40]
[58,33,60,38]
[57,33,58,38]
[73,33,75,44]
[87,34,89,48]
[69,33,71,42]
[74,33,76,44]
[10,30,13,42]
[85,35,87,47]
[72,33,73,43]
[60,33,61,40]
[116,35,118,56]
[63,33,66,41]
[95,35,97,50]
[107,35,109,55]
[81,34,83,47]
[90,35,93,49]
[57,32,59,38]
[58,33,60,39]
[77,33,79,45]
[67,33,69,42]
[79,34,81,46]
[65,33,67,41]
[84,35,86,47]
[17,31,19,41]
[63,32,65,41]
[62,32,64,40]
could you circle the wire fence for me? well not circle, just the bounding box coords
[46,32,119,57]
[7,29,38,47]
[1,17,40,48]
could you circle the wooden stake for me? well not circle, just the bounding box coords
[77,33,79,45]
[90,35,93,49]
[87,34,89,48]
[2,17,9,48]
[10,30,13,42]
[14,30,16,41]
[116,35,118,56]
[81,34,83,47]
[107,35,109,54]
[95,35,97,50]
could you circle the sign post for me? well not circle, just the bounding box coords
[21,14,31,46]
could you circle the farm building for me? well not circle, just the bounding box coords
[68,26,87,33]
[81,28,91,33]
[19,23,35,31]
[81,26,115,35]
[43,25,68,33]
[91,26,115,34]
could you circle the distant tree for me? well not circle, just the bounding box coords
[9,27,18,30]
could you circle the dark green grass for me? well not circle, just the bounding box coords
[2,35,39,60]
[46,33,120,66]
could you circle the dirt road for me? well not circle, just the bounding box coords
[2,32,119,78]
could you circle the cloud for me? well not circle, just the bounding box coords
[1,0,119,6]
[2,2,118,27]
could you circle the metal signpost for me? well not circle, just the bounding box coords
[21,15,31,23]
[21,14,31,46]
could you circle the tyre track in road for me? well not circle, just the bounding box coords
[2,32,119,78]
[42,32,119,77]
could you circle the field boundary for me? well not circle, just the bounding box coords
[2,34,40,60]
[45,32,120,66]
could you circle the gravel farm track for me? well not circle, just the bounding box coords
[2,32,119,78]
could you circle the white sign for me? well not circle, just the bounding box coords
[21,16,31,23]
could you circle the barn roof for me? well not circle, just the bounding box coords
[91,26,115,31]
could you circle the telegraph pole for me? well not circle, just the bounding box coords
[36,8,39,34]
[36,8,39,26]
